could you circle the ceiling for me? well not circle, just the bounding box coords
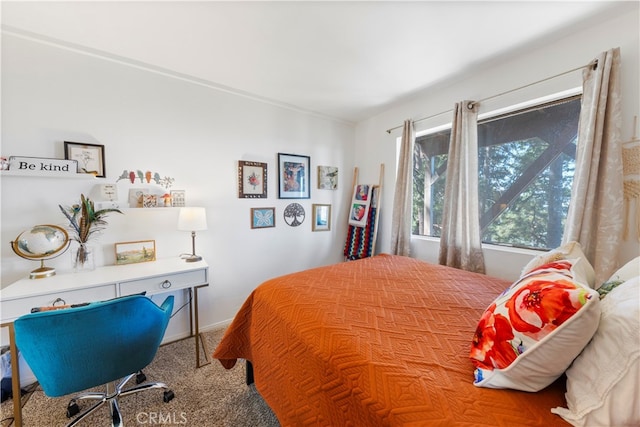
[1,1,634,123]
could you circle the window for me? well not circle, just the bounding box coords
[413,95,581,250]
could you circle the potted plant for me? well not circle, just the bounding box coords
[59,194,122,270]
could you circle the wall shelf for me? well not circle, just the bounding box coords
[0,171,97,179]
[121,207,180,211]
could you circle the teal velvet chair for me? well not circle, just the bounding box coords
[14,294,175,426]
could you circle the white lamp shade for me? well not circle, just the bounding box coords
[178,207,208,231]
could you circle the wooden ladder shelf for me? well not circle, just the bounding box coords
[344,164,384,260]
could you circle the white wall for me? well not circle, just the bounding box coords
[1,33,355,334]
[356,6,640,281]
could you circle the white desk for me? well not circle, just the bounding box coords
[0,257,209,427]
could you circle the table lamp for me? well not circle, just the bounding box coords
[177,207,207,262]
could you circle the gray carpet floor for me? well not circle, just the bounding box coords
[0,328,280,426]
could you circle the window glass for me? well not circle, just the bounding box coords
[413,95,581,250]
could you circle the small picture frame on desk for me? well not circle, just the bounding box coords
[115,240,156,265]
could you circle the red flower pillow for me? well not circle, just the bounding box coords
[470,259,601,392]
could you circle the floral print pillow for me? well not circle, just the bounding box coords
[470,259,601,392]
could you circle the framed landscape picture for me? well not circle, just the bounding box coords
[115,240,156,265]
[278,153,310,199]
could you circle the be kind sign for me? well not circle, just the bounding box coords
[9,156,78,176]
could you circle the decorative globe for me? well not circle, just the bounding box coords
[11,224,70,279]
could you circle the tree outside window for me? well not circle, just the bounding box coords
[413,96,580,250]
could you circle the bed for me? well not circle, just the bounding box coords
[214,253,640,426]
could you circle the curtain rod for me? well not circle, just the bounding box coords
[385,59,598,134]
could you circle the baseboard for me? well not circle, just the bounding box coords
[162,330,191,344]
[200,319,233,332]
[161,319,233,344]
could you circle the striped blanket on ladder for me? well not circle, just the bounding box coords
[344,188,377,260]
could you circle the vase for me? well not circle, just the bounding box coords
[72,244,95,272]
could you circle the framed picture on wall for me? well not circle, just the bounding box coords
[238,161,267,198]
[317,166,338,190]
[251,207,275,229]
[64,141,106,178]
[312,204,331,231]
[278,153,310,199]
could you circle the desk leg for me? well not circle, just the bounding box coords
[194,284,210,368]
[187,288,194,337]
[2,323,23,427]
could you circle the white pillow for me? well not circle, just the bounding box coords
[606,256,640,284]
[521,241,596,288]
[551,276,640,426]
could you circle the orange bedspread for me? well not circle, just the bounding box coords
[214,254,568,426]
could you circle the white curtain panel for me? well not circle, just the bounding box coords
[390,119,414,256]
[563,47,624,284]
[438,101,486,273]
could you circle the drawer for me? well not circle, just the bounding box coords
[119,269,207,296]
[1,285,116,322]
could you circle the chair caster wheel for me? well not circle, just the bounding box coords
[66,402,80,418]
[163,390,175,402]
[112,410,122,425]
[136,372,147,384]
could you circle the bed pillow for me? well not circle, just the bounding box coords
[596,256,639,298]
[551,276,640,426]
[604,256,640,284]
[470,259,601,392]
[521,241,596,288]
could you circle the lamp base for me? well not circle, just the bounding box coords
[183,254,202,263]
